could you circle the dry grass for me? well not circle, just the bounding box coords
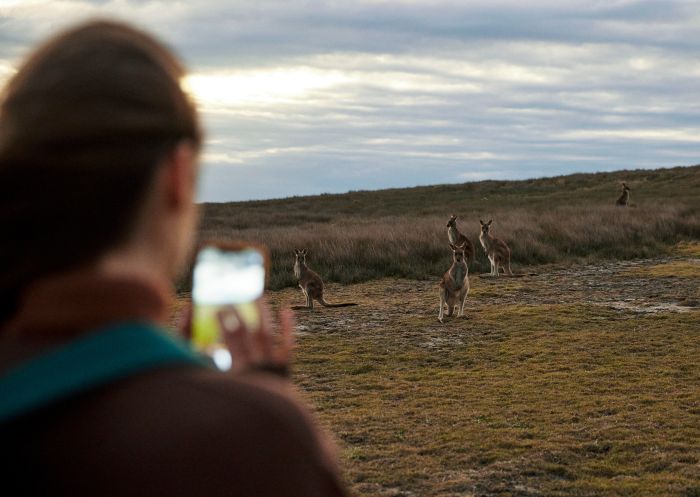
[194,204,700,291]
[188,165,700,292]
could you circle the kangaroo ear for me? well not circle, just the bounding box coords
[302,249,307,255]
[479,219,484,225]
[487,219,493,226]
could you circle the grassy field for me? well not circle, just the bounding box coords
[262,244,700,497]
[178,166,700,496]
[193,165,700,291]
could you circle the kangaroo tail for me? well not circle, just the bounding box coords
[320,299,358,307]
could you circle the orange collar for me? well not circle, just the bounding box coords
[3,270,173,340]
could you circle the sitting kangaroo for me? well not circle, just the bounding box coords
[292,249,357,310]
[446,215,475,264]
[479,219,513,276]
[438,243,470,323]
[616,182,630,207]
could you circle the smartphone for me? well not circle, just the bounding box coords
[191,243,267,371]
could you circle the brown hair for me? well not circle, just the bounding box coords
[0,20,202,323]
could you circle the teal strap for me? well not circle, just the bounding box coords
[0,322,208,424]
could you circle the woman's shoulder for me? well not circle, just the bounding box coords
[42,364,346,497]
[113,364,324,442]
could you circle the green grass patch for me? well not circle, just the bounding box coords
[624,260,700,278]
[675,241,700,257]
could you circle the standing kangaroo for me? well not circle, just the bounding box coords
[292,249,357,310]
[446,215,475,264]
[438,243,470,323]
[616,182,630,206]
[479,219,513,276]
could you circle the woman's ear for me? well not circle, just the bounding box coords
[163,141,198,210]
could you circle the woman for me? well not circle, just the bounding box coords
[0,20,346,497]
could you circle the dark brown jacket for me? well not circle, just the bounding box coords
[0,272,347,497]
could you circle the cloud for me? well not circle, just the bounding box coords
[1,0,699,201]
[555,128,700,143]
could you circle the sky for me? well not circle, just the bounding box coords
[1,0,699,202]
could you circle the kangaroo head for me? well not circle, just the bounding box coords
[621,182,630,192]
[294,249,307,264]
[479,219,493,236]
[449,243,466,263]
[446,215,458,228]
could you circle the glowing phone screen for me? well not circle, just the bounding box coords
[191,246,265,370]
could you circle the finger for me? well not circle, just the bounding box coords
[178,304,193,340]
[258,298,273,335]
[219,306,251,371]
[220,308,242,332]
[253,301,274,361]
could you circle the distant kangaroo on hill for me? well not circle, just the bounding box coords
[438,243,470,323]
[292,249,358,310]
[616,182,630,206]
[479,219,513,277]
[446,215,475,264]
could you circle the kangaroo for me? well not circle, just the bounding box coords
[292,249,357,310]
[446,215,475,264]
[616,182,630,206]
[438,243,470,323]
[479,219,513,276]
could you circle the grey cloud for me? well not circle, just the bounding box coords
[1,0,699,201]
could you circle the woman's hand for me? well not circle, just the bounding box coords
[217,301,296,376]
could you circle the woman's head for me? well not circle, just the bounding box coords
[0,20,203,322]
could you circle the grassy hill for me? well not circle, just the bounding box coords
[195,165,700,290]
[180,166,700,496]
